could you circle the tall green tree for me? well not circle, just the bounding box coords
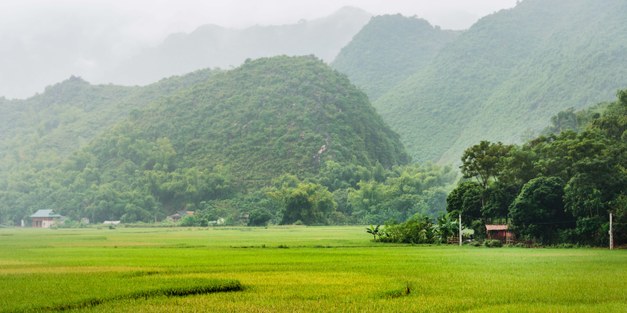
[271,182,336,225]
[460,141,512,189]
[509,176,571,244]
[349,164,456,224]
[446,181,482,225]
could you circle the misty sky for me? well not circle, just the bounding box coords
[0,0,518,99]
[1,0,517,42]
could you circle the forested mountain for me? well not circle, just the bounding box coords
[0,70,219,171]
[103,7,371,86]
[332,14,459,101]
[540,102,610,136]
[95,56,409,182]
[1,56,435,225]
[373,0,627,163]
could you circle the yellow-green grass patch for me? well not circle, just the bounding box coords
[1,227,625,312]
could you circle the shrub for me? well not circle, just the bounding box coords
[470,240,482,247]
[484,239,503,248]
[380,215,436,244]
[248,209,273,226]
[179,215,208,227]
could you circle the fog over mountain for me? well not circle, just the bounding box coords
[100,7,372,86]
[0,0,516,99]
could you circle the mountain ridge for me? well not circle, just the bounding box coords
[102,7,372,86]
[332,14,460,101]
[372,0,627,163]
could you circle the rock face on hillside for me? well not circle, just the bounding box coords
[371,0,627,163]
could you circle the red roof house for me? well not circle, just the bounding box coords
[485,224,515,243]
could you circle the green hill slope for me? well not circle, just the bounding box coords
[92,56,409,183]
[374,0,627,163]
[0,56,412,224]
[332,14,459,101]
[0,70,219,170]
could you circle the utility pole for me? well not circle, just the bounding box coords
[609,212,613,250]
[459,213,462,246]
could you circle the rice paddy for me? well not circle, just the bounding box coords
[0,226,625,312]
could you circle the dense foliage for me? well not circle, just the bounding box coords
[346,163,456,224]
[332,14,459,101]
[447,90,627,246]
[0,70,219,171]
[118,56,409,181]
[0,56,443,226]
[371,0,627,163]
[539,103,609,136]
[0,70,221,223]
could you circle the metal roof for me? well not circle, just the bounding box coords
[30,209,62,218]
[485,224,509,231]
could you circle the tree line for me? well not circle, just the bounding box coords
[446,90,627,246]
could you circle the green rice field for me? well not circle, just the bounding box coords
[0,226,625,312]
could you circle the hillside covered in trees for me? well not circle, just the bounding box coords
[366,0,627,163]
[0,70,219,166]
[0,56,460,226]
[332,14,459,101]
[98,56,410,182]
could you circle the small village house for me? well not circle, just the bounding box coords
[485,224,515,243]
[30,209,63,228]
[167,210,194,222]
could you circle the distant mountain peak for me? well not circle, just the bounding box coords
[372,0,627,163]
[332,6,371,17]
[42,75,90,95]
[104,9,372,86]
[332,13,459,101]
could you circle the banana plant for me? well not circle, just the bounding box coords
[366,224,381,241]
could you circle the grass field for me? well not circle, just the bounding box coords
[0,226,625,312]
